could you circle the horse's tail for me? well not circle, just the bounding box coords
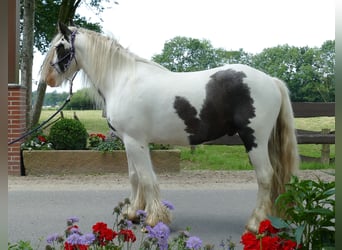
[269,78,300,205]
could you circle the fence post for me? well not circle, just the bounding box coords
[321,129,331,165]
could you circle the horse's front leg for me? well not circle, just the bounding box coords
[126,157,142,222]
[123,136,171,226]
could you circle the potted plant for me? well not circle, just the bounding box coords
[22,118,180,175]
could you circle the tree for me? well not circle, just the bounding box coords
[21,0,35,128]
[313,40,335,102]
[152,36,249,72]
[251,42,335,102]
[66,88,99,110]
[34,0,102,53]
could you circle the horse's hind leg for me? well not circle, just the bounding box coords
[123,135,171,226]
[245,140,274,233]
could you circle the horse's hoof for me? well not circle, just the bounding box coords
[246,215,261,234]
[145,208,172,227]
[245,223,258,234]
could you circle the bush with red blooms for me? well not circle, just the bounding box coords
[88,133,106,148]
[241,219,299,250]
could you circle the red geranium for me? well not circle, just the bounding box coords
[37,135,47,143]
[92,222,117,246]
[260,235,280,250]
[241,232,259,250]
[241,219,299,250]
[92,222,107,232]
[96,133,106,141]
[64,242,89,250]
[258,219,279,234]
[119,229,137,242]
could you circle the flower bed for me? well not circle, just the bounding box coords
[22,149,181,175]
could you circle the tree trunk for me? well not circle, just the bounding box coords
[30,0,81,127]
[21,0,35,128]
[31,81,47,127]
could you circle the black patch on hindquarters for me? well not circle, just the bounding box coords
[173,69,257,152]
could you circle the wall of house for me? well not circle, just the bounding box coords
[8,84,26,175]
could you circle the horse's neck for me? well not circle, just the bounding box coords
[75,36,128,93]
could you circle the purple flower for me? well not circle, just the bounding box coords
[46,233,60,244]
[136,210,147,218]
[186,236,202,250]
[146,222,170,250]
[67,216,79,224]
[78,233,96,245]
[162,200,175,210]
[66,233,81,245]
[125,219,133,228]
[70,227,81,234]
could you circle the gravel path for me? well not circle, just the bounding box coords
[9,169,335,191]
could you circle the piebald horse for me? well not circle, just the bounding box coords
[40,23,299,233]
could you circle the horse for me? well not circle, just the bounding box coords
[40,22,299,233]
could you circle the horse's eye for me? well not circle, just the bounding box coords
[56,43,64,53]
[56,43,63,49]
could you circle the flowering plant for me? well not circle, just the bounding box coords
[21,131,52,150]
[44,198,217,250]
[241,219,299,250]
[88,133,106,148]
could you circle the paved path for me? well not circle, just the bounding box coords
[9,188,256,249]
[8,170,333,249]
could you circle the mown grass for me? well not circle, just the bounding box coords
[40,110,335,170]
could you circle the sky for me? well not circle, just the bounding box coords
[32,0,335,93]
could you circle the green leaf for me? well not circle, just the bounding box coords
[305,208,334,216]
[268,215,290,229]
[295,224,305,245]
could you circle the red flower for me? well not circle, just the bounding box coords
[241,231,259,250]
[258,219,279,234]
[119,229,137,242]
[89,133,106,141]
[37,135,47,143]
[241,220,299,250]
[92,222,117,246]
[76,245,89,250]
[261,235,280,250]
[97,133,106,141]
[102,228,117,242]
[64,242,89,250]
[281,239,299,250]
[92,222,107,232]
[64,242,73,250]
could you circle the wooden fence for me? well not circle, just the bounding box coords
[204,102,335,164]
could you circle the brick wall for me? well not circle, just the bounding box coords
[8,84,26,175]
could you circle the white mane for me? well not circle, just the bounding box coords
[74,27,168,90]
[40,26,169,99]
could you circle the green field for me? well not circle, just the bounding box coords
[40,110,335,171]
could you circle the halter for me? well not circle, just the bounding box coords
[50,29,78,73]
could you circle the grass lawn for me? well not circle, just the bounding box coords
[40,110,335,171]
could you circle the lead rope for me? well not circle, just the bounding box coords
[8,71,79,146]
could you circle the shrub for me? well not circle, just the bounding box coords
[271,175,335,249]
[96,137,125,151]
[48,118,88,150]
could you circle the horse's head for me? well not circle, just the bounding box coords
[40,22,79,87]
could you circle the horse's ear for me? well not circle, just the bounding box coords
[58,22,72,37]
